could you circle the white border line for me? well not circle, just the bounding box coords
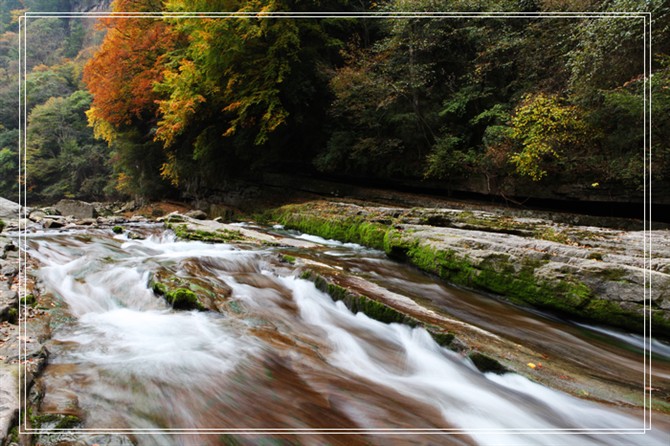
[16,9,654,438]
[644,10,653,432]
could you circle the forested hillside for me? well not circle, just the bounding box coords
[2,0,669,207]
[0,0,112,203]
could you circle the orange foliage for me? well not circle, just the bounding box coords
[83,0,180,127]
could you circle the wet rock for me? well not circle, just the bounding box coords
[127,231,144,240]
[186,209,207,220]
[97,216,126,226]
[54,200,97,219]
[0,288,18,322]
[39,387,82,418]
[43,218,65,229]
[91,201,124,217]
[0,365,19,441]
[28,211,46,222]
[468,352,509,374]
[29,208,62,222]
[40,207,60,216]
[4,218,41,232]
[1,240,16,260]
[1,262,18,276]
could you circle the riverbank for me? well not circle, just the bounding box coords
[262,200,670,338]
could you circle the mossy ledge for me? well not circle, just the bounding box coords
[270,204,667,336]
[300,270,457,349]
[167,223,243,243]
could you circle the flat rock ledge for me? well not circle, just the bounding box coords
[268,200,670,337]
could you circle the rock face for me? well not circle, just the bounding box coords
[0,198,22,223]
[271,201,670,336]
[54,200,97,219]
[0,365,18,442]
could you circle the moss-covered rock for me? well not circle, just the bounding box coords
[281,254,297,265]
[265,201,669,337]
[30,412,82,429]
[151,281,167,296]
[301,271,464,351]
[167,223,243,243]
[165,288,206,311]
[468,352,508,374]
[428,330,456,347]
[274,207,388,250]
[20,293,37,306]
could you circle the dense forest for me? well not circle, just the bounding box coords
[1,0,668,206]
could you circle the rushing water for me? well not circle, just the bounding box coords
[21,226,670,445]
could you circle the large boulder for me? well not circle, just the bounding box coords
[0,197,21,222]
[54,199,97,219]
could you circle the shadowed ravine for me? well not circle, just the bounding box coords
[24,226,670,446]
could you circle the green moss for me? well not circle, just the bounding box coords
[21,293,36,306]
[582,299,644,333]
[152,282,167,296]
[281,254,296,264]
[273,210,387,251]
[112,225,124,234]
[651,310,670,337]
[30,412,81,429]
[469,352,508,374]
[165,288,205,311]
[399,241,591,316]
[7,307,17,324]
[8,425,19,443]
[188,283,216,299]
[55,415,82,429]
[596,268,627,282]
[404,243,477,287]
[307,272,419,327]
[0,218,5,233]
[428,331,455,347]
[534,226,571,244]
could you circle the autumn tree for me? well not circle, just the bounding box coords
[83,0,179,199]
[148,0,353,195]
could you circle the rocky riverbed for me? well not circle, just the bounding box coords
[1,194,669,444]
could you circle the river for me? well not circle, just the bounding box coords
[21,224,670,445]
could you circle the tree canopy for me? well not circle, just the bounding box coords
[1,0,667,205]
